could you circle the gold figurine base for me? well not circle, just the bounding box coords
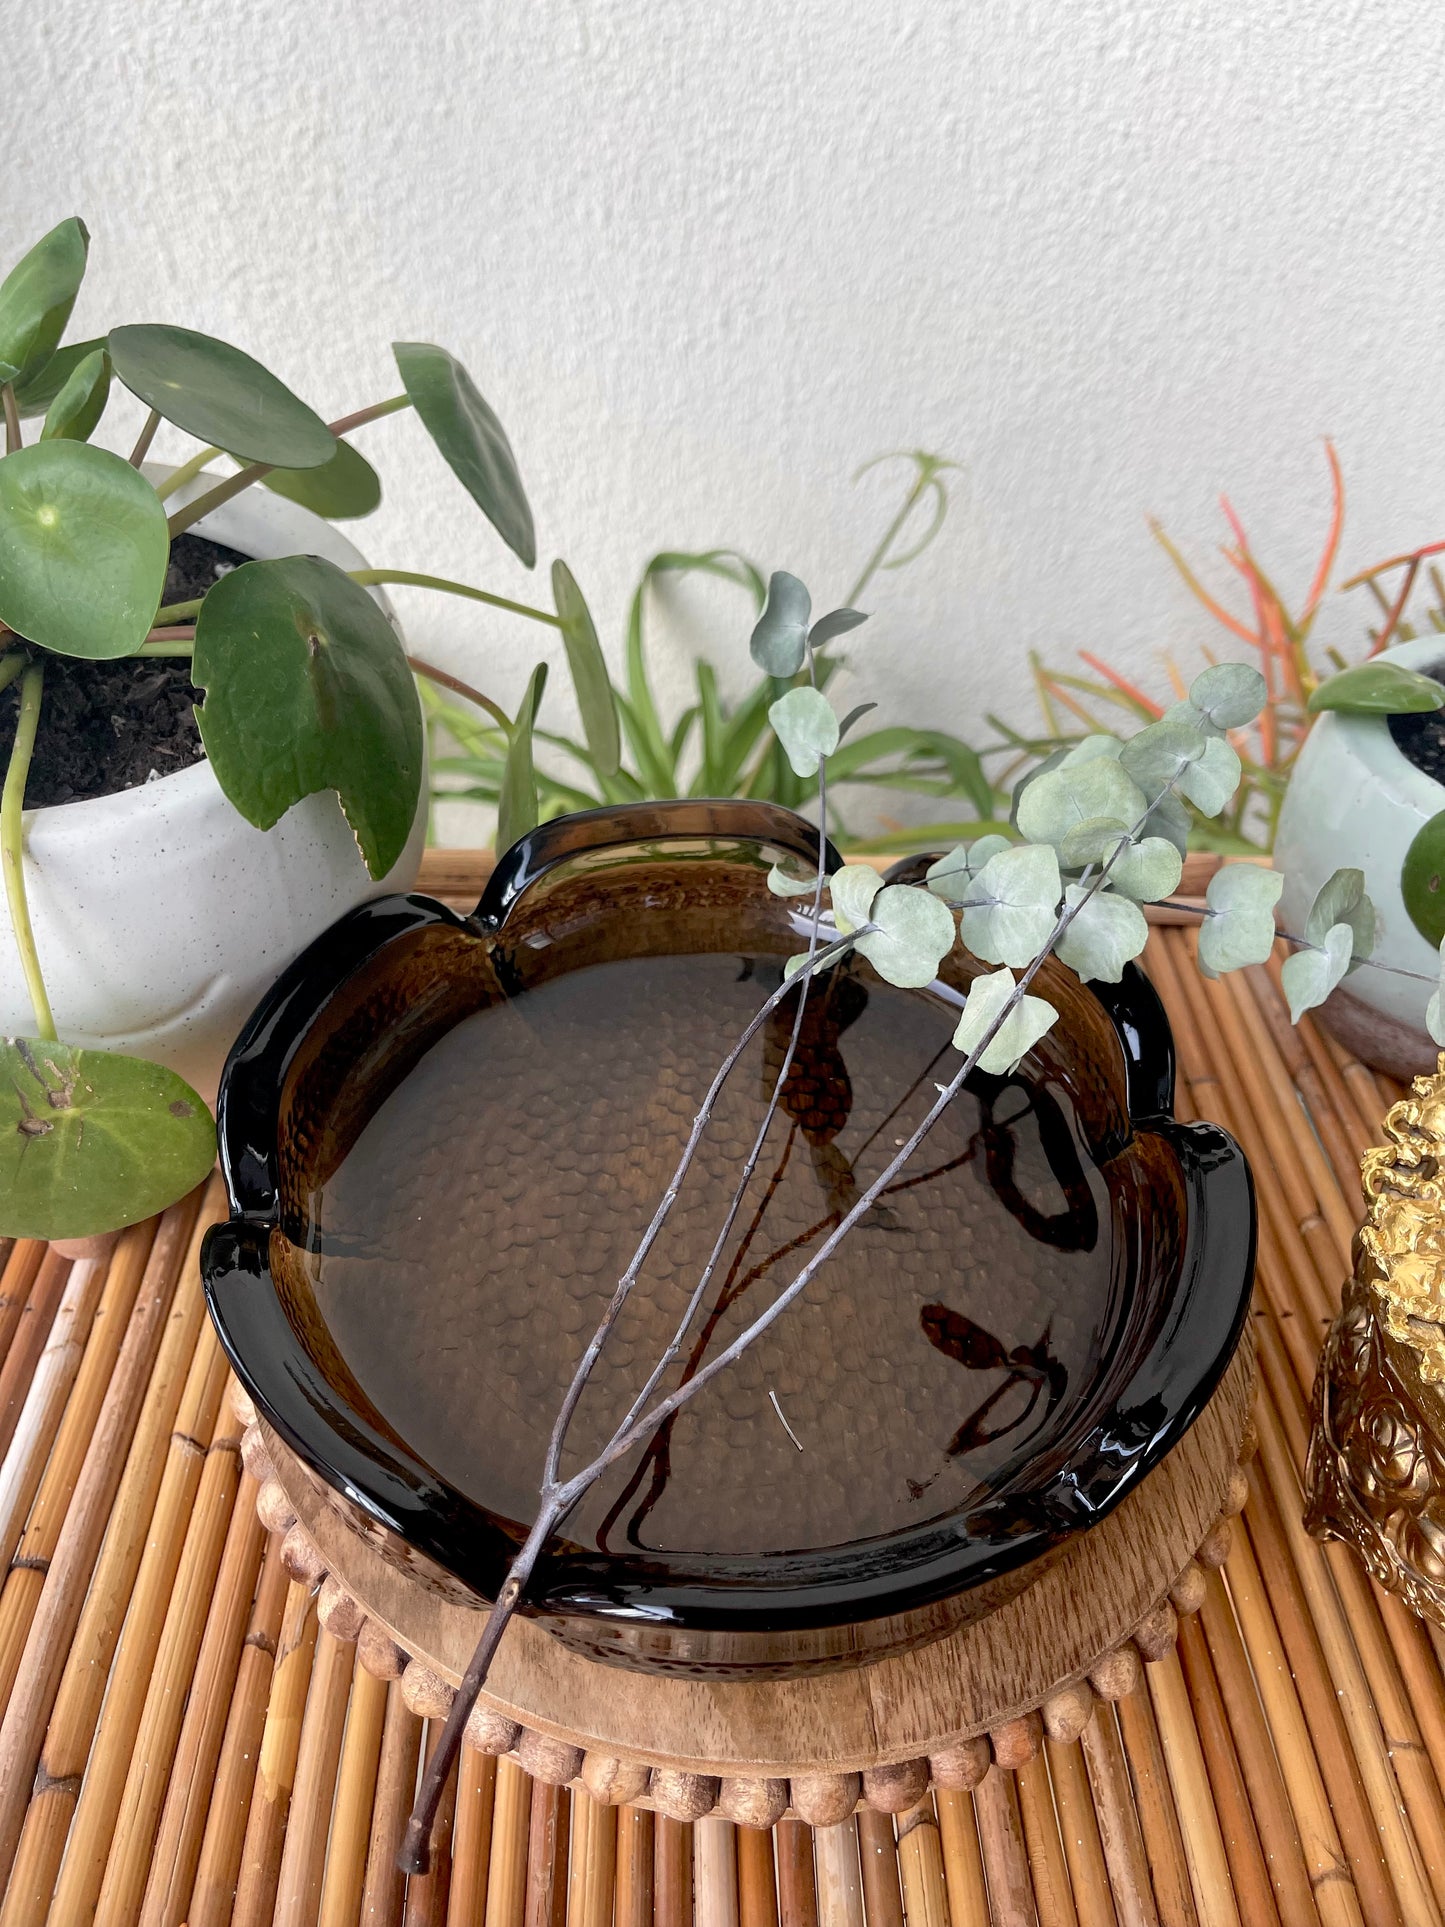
[1308,1054,1445,1621]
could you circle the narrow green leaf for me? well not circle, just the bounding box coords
[0,1039,214,1241]
[0,218,89,387]
[1308,661,1445,716]
[394,341,535,566]
[750,572,812,678]
[551,558,620,777]
[193,555,422,877]
[0,441,168,658]
[808,607,868,650]
[38,347,110,443]
[108,324,334,468]
[497,662,548,854]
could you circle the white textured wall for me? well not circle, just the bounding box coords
[11,0,1445,835]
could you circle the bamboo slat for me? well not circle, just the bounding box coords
[2,863,1445,1925]
[360,1682,422,1927]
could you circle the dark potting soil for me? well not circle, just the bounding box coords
[0,533,249,807]
[1389,660,1445,784]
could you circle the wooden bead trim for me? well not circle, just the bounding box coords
[244,1416,1251,1818]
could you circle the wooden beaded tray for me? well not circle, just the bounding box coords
[0,850,1441,1926]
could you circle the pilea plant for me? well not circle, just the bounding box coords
[400,572,1443,1868]
[0,216,618,1241]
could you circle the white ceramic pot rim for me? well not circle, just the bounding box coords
[1322,636,1445,810]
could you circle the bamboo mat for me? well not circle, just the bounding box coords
[0,860,1441,1924]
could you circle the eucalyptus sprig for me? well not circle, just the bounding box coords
[399,586,1406,1869]
[0,216,620,1239]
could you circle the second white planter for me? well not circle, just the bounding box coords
[0,470,426,1101]
[1276,637,1445,1079]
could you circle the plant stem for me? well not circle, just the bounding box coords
[328,393,410,436]
[349,570,562,629]
[128,409,161,467]
[166,461,273,538]
[846,458,939,606]
[2,385,20,455]
[407,657,511,731]
[153,597,204,624]
[538,923,853,1490]
[1,661,55,1041]
[153,445,224,502]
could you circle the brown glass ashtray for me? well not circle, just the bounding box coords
[204,801,1255,1677]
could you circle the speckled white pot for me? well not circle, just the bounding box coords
[0,468,426,1101]
[1275,636,1445,1079]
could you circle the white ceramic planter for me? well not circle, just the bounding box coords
[1276,636,1445,1079]
[0,469,426,1100]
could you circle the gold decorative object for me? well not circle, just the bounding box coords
[1307,1052,1445,1617]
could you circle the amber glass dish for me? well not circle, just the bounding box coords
[204,802,1254,1676]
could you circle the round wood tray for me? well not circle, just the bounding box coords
[243,1331,1254,1825]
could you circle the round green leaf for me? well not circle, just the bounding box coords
[1060,815,1132,868]
[1176,734,1241,818]
[769,684,839,777]
[1304,866,1375,967]
[1056,885,1148,983]
[830,862,883,933]
[925,835,1011,901]
[0,1038,214,1241]
[750,572,812,678]
[1061,734,1124,766]
[1016,758,1148,849]
[952,967,1059,1074]
[962,844,1061,968]
[1403,810,1445,947]
[552,559,620,776]
[1198,864,1284,976]
[1281,924,1353,1023]
[0,218,89,387]
[1188,663,1267,731]
[767,862,821,898]
[854,882,956,988]
[108,324,335,468]
[193,555,423,878]
[0,441,168,658]
[1119,717,1207,801]
[1428,936,1445,1046]
[39,347,110,443]
[261,437,382,519]
[394,341,536,567]
[1107,835,1183,903]
[1309,661,1445,716]
[12,336,107,418]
